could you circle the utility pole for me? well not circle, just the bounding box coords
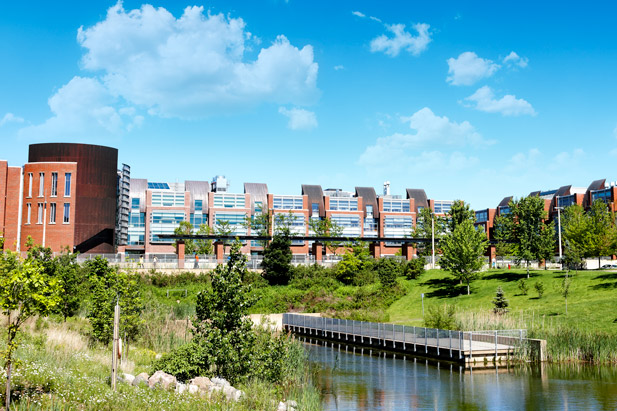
[111,298,120,390]
[431,216,435,269]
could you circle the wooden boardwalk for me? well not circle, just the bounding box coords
[283,313,525,367]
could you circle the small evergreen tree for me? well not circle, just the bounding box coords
[492,286,509,314]
[403,258,425,280]
[375,258,401,289]
[534,281,545,298]
[262,231,292,285]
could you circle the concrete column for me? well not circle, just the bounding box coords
[177,241,185,269]
[215,241,224,262]
[312,242,323,261]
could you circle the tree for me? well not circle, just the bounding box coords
[403,258,425,280]
[492,286,509,315]
[262,231,293,285]
[375,257,402,289]
[493,214,515,265]
[447,199,476,233]
[194,224,214,255]
[54,248,84,320]
[174,221,196,254]
[537,221,557,270]
[534,281,545,298]
[191,240,257,382]
[413,207,446,257]
[440,218,488,295]
[561,275,571,315]
[561,204,591,271]
[506,196,553,277]
[588,200,617,267]
[1,251,61,410]
[244,210,272,249]
[517,279,528,295]
[309,216,344,255]
[335,242,373,285]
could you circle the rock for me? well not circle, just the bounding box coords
[119,373,135,385]
[189,376,212,392]
[188,384,199,395]
[277,400,297,411]
[277,401,287,411]
[132,373,149,387]
[155,353,162,360]
[148,370,177,390]
[211,377,230,387]
[223,385,237,401]
[287,400,298,409]
[232,389,244,402]
[176,382,187,394]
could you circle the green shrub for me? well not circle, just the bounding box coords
[375,258,401,289]
[424,304,458,330]
[517,279,528,295]
[403,258,425,280]
[534,281,545,298]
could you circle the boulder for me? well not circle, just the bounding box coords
[120,373,135,385]
[148,370,177,390]
[223,385,237,401]
[176,382,187,394]
[132,373,149,387]
[189,376,212,392]
[210,377,230,387]
[188,384,200,395]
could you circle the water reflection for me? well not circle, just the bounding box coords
[305,341,617,410]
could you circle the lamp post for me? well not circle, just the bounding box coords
[431,216,435,269]
[555,204,564,266]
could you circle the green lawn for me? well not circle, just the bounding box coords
[389,268,617,333]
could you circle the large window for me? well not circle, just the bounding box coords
[51,172,58,197]
[363,217,378,237]
[329,198,358,211]
[475,210,488,223]
[195,199,203,212]
[272,195,303,210]
[557,195,576,208]
[498,205,510,215]
[150,210,185,243]
[64,173,71,197]
[312,202,319,214]
[49,203,56,224]
[434,200,453,214]
[38,173,44,197]
[151,191,185,207]
[382,200,410,213]
[37,203,44,224]
[63,203,70,223]
[274,213,305,244]
[190,213,207,227]
[128,211,145,245]
[26,203,31,224]
[592,189,612,204]
[384,216,413,245]
[27,173,33,197]
[331,214,361,236]
[131,198,140,209]
[213,193,246,209]
[214,212,248,236]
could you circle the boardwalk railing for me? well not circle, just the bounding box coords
[283,313,526,363]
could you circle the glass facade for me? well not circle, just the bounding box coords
[152,191,185,207]
[274,213,305,244]
[329,198,358,211]
[190,213,207,227]
[215,212,248,236]
[150,210,185,243]
[195,199,203,212]
[557,195,576,208]
[382,200,410,213]
[128,211,145,245]
[498,205,510,215]
[213,193,246,209]
[591,189,612,204]
[434,200,453,214]
[384,215,413,244]
[475,210,488,223]
[272,195,303,210]
[363,217,378,237]
[331,214,361,236]
[147,182,170,190]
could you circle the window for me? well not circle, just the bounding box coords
[272,195,303,210]
[363,218,378,236]
[384,215,413,245]
[213,193,246,209]
[195,199,203,212]
[27,173,33,197]
[37,203,43,224]
[26,203,31,224]
[382,200,410,213]
[329,198,358,211]
[150,210,185,242]
[312,202,319,214]
[64,173,71,197]
[592,189,612,204]
[475,210,488,223]
[434,200,453,214]
[190,213,207,227]
[557,195,575,208]
[63,203,70,223]
[49,203,56,224]
[366,205,373,217]
[51,172,58,196]
[38,173,44,197]
[151,191,185,207]
[131,198,140,209]
[331,214,361,236]
[254,201,263,213]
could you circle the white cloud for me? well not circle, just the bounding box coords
[334,65,344,71]
[503,51,528,68]
[278,107,317,130]
[19,76,142,139]
[464,86,536,116]
[0,113,24,126]
[446,52,500,86]
[358,107,492,168]
[77,3,319,118]
[370,23,431,57]
[369,16,382,23]
[352,11,366,18]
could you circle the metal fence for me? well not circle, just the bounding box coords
[283,313,526,360]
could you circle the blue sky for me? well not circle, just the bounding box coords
[2,0,617,209]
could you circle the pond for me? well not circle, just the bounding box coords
[305,341,617,410]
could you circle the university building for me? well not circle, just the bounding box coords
[2,142,616,261]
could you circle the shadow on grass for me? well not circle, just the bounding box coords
[593,273,617,280]
[419,277,466,298]
[590,281,617,290]
[483,271,534,282]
